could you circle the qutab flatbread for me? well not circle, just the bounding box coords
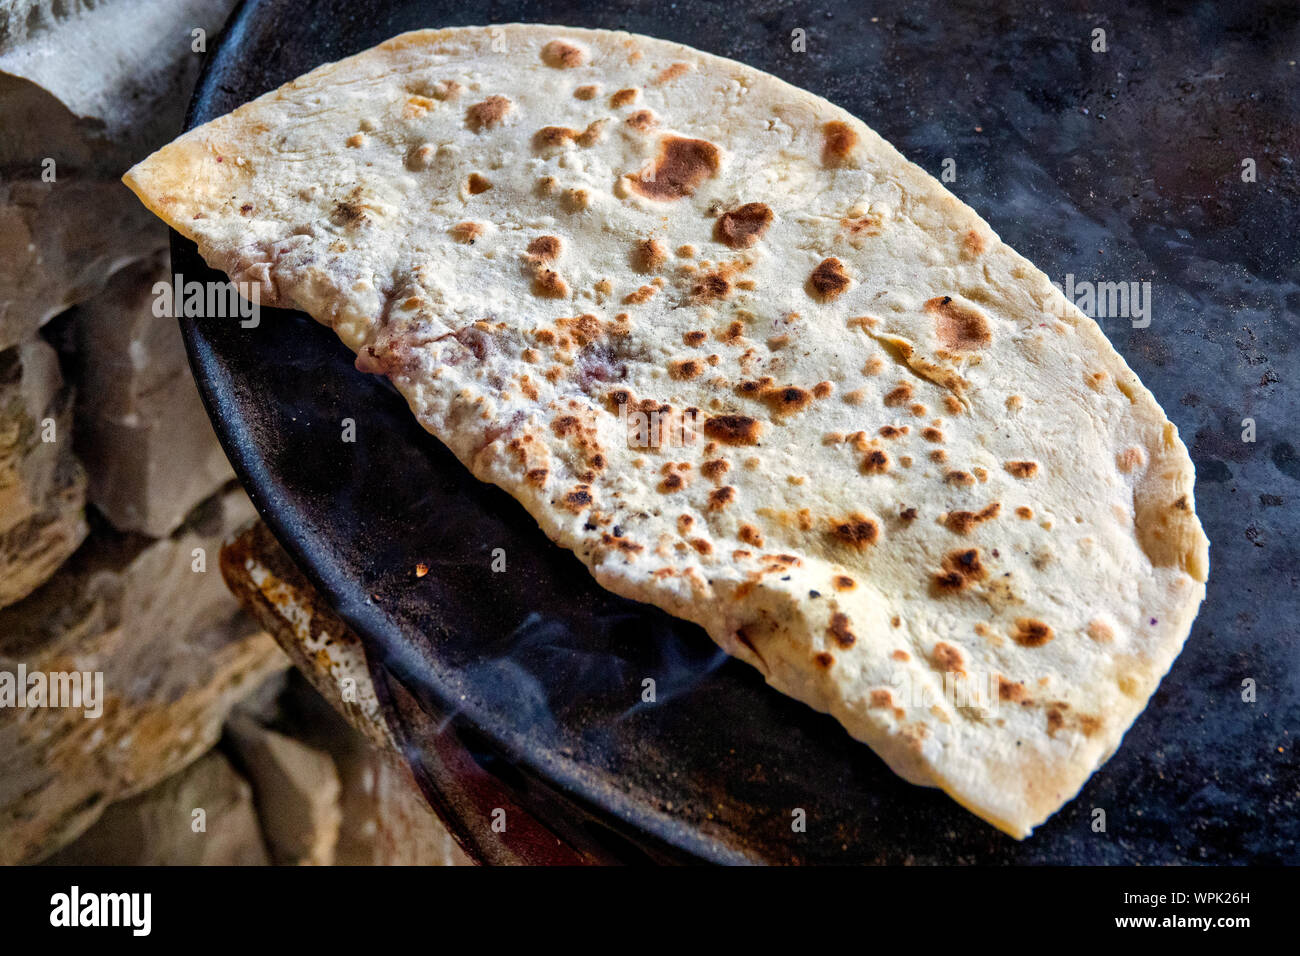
[124,24,1209,838]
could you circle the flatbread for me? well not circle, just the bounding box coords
[124,24,1209,838]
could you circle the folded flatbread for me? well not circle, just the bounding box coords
[124,24,1209,837]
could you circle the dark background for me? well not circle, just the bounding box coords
[178,0,1299,863]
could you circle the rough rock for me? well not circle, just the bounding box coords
[230,668,290,726]
[225,714,341,866]
[43,749,270,865]
[71,255,234,536]
[0,0,236,159]
[1,2,102,52]
[0,0,238,349]
[0,488,288,864]
[0,180,166,350]
[0,336,86,608]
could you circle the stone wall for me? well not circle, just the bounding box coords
[0,0,469,866]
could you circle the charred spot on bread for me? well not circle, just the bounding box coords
[331,199,367,227]
[526,235,562,261]
[1011,618,1054,647]
[883,383,913,407]
[926,296,992,351]
[562,485,593,512]
[861,448,891,474]
[714,203,774,249]
[1005,460,1039,479]
[930,641,965,674]
[655,62,691,84]
[807,257,851,301]
[830,514,880,549]
[821,120,858,166]
[531,268,569,299]
[625,109,658,132]
[466,95,513,131]
[630,136,721,200]
[576,120,607,147]
[943,503,1000,534]
[449,221,485,243]
[669,358,703,380]
[933,548,988,592]
[757,384,812,416]
[534,125,578,148]
[624,284,657,304]
[708,486,737,510]
[998,676,1029,702]
[691,272,732,302]
[703,415,761,445]
[631,237,667,273]
[541,39,588,68]
[828,612,857,648]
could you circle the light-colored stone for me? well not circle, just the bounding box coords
[226,714,341,866]
[72,254,234,536]
[0,0,238,348]
[0,2,100,53]
[44,749,270,865]
[0,488,288,864]
[0,171,167,351]
[230,669,290,726]
[0,0,236,159]
[0,336,87,608]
